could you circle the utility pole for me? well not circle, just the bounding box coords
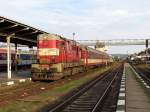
[72,32,75,41]
[145,39,148,64]
[7,33,15,79]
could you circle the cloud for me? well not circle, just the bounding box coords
[0,0,150,40]
[111,10,129,16]
[0,0,150,54]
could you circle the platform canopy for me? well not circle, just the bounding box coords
[0,16,48,46]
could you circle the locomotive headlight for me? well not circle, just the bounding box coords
[39,48,59,56]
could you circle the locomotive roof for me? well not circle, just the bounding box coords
[38,33,66,41]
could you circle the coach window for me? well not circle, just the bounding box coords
[0,53,7,60]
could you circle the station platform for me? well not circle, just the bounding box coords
[0,70,31,86]
[125,63,150,112]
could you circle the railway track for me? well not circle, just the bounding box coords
[134,67,150,86]
[0,66,113,107]
[46,65,123,112]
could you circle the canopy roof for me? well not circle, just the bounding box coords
[0,16,48,46]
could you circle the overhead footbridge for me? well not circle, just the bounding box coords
[77,39,150,46]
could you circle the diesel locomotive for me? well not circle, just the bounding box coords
[31,34,113,81]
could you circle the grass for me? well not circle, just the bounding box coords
[0,65,114,112]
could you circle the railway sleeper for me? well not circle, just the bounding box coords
[74,100,97,103]
[63,107,92,111]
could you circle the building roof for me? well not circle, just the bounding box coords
[0,16,48,46]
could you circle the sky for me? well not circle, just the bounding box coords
[0,0,149,54]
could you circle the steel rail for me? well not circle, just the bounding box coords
[131,65,150,86]
[140,68,150,81]
[136,68,150,85]
[49,68,119,112]
[91,71,118,112]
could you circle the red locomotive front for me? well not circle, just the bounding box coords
[38,34,61,64]
[32,34,84,80]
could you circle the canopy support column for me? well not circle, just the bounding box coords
[15,43,18,74]
[7,34,15,79]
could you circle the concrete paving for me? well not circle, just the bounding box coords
[0,70,30,78]
[0,70,31,85]
[125,63,150,112]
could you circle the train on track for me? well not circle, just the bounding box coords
[0,48,37,70]
[31,34,113,81]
